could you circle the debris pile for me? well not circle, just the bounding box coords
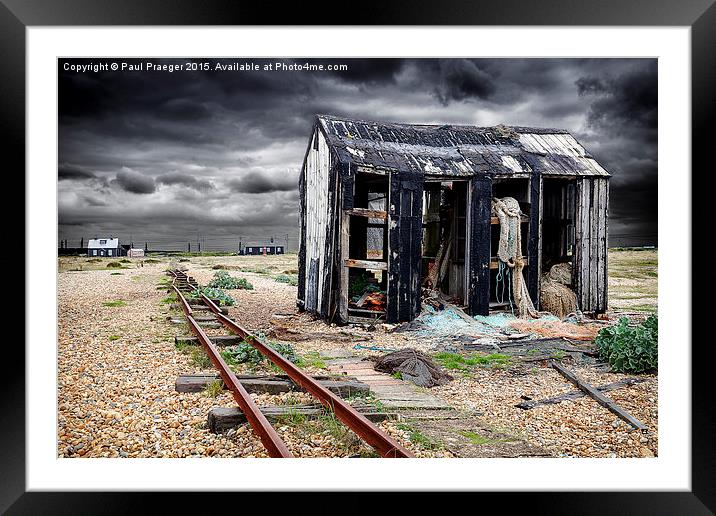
[374,348,453,388]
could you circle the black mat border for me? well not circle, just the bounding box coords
[4,0,711,513]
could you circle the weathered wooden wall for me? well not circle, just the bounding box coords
[574,177,609,313]
[299,127,337,318]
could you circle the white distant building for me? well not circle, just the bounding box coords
[127,248,145,258]
[87,238,122,257]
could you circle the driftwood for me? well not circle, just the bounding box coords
[550,361,648,431]
[515,377,648,409]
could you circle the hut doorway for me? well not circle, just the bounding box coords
[421,180,470,306]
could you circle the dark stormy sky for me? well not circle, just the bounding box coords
[58,58,657,250]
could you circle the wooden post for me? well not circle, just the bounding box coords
[386,171,423,322]
[467,175,492,316]
[527,172,542,306]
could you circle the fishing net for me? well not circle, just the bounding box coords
[492,197,538,319]
[539,262,578,318]
[374,348,453,388]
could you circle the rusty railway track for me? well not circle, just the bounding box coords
[168,269,413,458]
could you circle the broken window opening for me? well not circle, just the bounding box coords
[344,172,389,319]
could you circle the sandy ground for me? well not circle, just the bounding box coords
[608,249,658,313]
[57,250,658,458]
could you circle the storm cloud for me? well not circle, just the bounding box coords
[58,58,657,250]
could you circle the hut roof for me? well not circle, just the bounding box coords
[316,114,610,178]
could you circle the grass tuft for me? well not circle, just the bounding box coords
[190,348,212,369]
[103,300,126,307]
[204,380,224,398]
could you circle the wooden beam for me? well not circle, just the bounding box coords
[551,361,648,431]
[491,215,528,225]
[345,258,387,270]
[490,257,529,270]
[347,208,387,219]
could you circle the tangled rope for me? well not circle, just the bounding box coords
[492,197,539,319]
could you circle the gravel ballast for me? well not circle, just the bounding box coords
[58,255,658,459]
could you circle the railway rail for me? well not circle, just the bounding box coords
[168,269,414,458]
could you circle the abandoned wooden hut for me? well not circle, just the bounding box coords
[297,115,610,324]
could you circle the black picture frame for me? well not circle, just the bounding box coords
[5,0,711,513]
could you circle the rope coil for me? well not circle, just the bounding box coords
[492,197,538,319]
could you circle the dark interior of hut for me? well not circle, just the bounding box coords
[345,172,579,318]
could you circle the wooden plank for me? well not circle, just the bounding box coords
[348,314,386,324]
[347,208,387,219]
[208,405,395,433]
[551,361,648,431]
[174,335,243,347]
[490,257,528,269]
[527,173,542,305]
[386,171,400,322]
[176,374,370,397]
[467,175,492,316]
[491,215,529,225]
[344,258,387,270]
[595,178,606,312]
[348,307,386,315]
[339,211,350,323]
[516,377,648,410]
[603,179,610,311]
[589,178,599,312]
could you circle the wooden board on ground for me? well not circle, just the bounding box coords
[208,405,396,433]
[175,373,370,398]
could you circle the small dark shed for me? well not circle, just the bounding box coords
[297,115,610,324]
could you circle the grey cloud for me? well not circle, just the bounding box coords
[156,171,214,191]
[227,171,297,194]
[114,168,156,194]
[58,164,96,181]
[58,58,657,248]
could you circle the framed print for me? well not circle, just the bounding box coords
[4,0,713,513]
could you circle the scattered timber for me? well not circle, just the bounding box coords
[515,377,649,409]
[550,361,648,431]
